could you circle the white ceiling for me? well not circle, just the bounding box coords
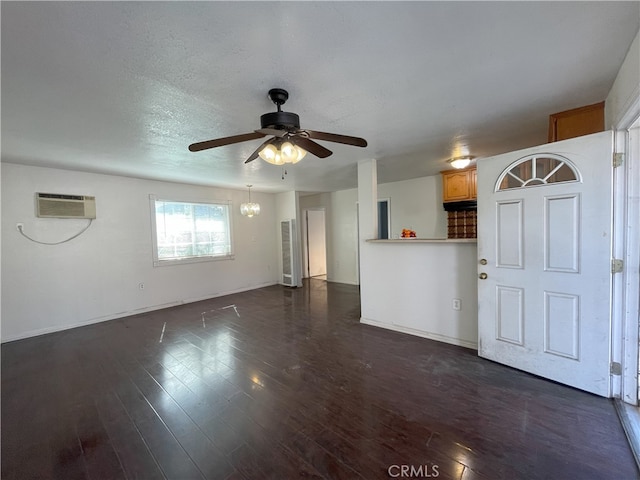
[2,2,638,193]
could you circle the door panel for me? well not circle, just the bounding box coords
[496,286,524,345]
[544,291,579,359]
[478,131,613,397]
[544,194,580,272]
[496,200,524,268]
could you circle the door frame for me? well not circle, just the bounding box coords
[614,96,640,405]
[302,207,327,279]
[378,198,391,239]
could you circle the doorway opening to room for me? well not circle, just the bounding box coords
[378,198,391,239]
[303,208,327,281]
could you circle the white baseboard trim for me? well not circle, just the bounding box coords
[1,281,278,343]
[360,317,478,350]
[326,278,359,286]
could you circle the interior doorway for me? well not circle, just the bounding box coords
[378,198,390,239]
[303,209,327,279]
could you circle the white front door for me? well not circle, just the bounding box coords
[477,131,614,397]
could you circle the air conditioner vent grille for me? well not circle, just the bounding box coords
[36,193,97,219]
[280,219,299,287]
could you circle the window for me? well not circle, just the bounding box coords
[495,154,580,191]
[150,196,233,266]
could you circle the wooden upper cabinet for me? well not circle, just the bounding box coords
[548,101,604,142]
[441,167,477,202]
[470,168,477,199]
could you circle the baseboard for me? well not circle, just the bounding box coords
[615,399,640,470]
[360,317,478,350]
[326,278,359,286]
[1,281,278,343]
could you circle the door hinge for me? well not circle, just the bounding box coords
[610,362,622,376]
[613,153,624,168]
[612,259,624,273]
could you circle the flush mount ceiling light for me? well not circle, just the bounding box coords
[448,156,475,169]
[240,185,260,217]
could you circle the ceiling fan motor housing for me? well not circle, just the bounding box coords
[260,111,300,130]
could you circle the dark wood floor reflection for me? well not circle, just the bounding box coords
[2,280,637,479]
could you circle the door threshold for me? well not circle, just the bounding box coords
[615,399,640,469]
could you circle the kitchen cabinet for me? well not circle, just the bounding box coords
[441,167,477,202]
[548,101,604,142]
[470,168,477,199]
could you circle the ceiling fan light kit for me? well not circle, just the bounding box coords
[188,88,367,166]
[448,156,475,169]
[258,139,307,165]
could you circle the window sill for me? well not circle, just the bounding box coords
[153,254,235,267]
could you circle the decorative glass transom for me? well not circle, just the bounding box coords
[495,154,580,191]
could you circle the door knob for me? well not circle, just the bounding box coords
[479,273,488,280]
[479,258,488,265]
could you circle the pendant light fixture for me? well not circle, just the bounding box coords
[240,185,260,217]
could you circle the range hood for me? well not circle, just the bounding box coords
[443,200,477,212]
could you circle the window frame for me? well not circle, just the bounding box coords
[149,194,235,267]
[494,153,582,192]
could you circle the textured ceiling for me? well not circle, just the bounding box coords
[2,2,638,193]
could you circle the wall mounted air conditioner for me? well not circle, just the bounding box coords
[36,193,97,219]
[281,219,301,287]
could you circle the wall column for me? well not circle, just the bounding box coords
[357,159,378,242]
[357,159,378,321]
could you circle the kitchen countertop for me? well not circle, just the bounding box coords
[366,238,477,243]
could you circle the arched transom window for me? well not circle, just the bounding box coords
[495,154,580,192]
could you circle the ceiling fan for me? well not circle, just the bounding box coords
[188,88,368,165]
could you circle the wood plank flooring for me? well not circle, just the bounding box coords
[2,280,637,479]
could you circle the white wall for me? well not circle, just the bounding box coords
[330,189,360,284]
[378,176,447,239]
[605,30,640,128]
[299,173,447,285]
[1,163,279,342]
[360,242,478,349]
[300,190,360,285]
[357,159,477,348]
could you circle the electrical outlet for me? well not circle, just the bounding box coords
[138,283,145,290]
[452,298,461,311]
[16,223,24,231]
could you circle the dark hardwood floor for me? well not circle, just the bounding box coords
[2,280,637,479]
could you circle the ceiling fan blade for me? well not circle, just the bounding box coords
[255,128,287,137]
[294,136,333,158]
[188,132,265,152]
[303,130,368,148]
[244,138,275,164]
